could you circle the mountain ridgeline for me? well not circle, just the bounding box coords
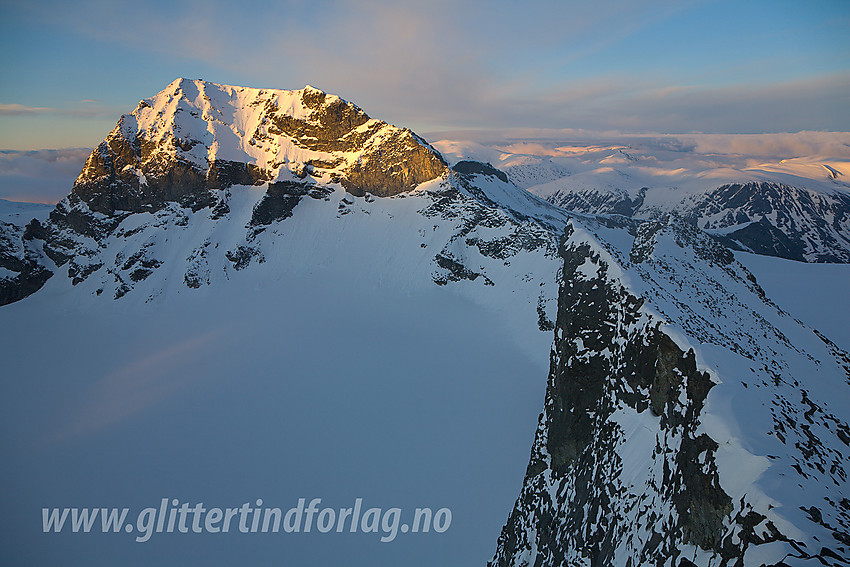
[1,80,848,566]
[539,181,850,263]
[72,78,447,215]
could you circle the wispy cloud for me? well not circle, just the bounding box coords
[1,100,123,119]
[679,131,850,160]
[0,103,54,115]
[7,0,848,141]
[425,73,850,135]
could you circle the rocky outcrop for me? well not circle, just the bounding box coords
[265,87,447,196]
[684,182,850,263]
[342,129,447,197]
[71,130,256,215]
[71,121,276,216]
[547,186,647,218]
[266,88,374,152]
[0,220,52,306]
[543,181,850,263]
[249,181,313,227]
[249,181,333,228]
[492,216,850,566]
[451,160,510,183]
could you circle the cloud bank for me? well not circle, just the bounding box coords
[0,149,90,203]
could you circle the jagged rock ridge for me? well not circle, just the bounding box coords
[541,181,850,263]
[491,215,850,566]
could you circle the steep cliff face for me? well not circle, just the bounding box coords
[0,218,52,305]
[492,216,850,566]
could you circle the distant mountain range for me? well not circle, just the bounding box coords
[434,138,850,263]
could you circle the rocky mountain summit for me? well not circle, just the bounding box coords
[0,79,450,305]
[72,78,447,215]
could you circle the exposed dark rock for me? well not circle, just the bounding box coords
[210,192,231,219]
[225,246,264,270]
[537,295,555,332]
[433,253,493,286]
[0,262,52,306]
[119,250,161,283]
[0,220,53,306]
[727,217,807,261]
[206,160,273,192]
[677,182,850,262]
[249,181,312,226]
[548,186,647,218]
[491,227,744,566]
[452,160,510,183]
[22,218,49,241]
[68,261,103,285]
[266,91,373,153]
[48,195,126,239]
[71,129,273,216]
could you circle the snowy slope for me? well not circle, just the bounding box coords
[0,177,564,566]
[736,252,850,352]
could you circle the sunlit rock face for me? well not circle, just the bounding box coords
[71,78,447,215]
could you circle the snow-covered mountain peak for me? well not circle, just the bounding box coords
[72,79,447,216]
[122,79,359,166]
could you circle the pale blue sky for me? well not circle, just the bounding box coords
[1,0,848,149]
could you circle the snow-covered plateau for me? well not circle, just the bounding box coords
[1,79,848,566]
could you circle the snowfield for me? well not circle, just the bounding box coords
[0,178,562,566]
